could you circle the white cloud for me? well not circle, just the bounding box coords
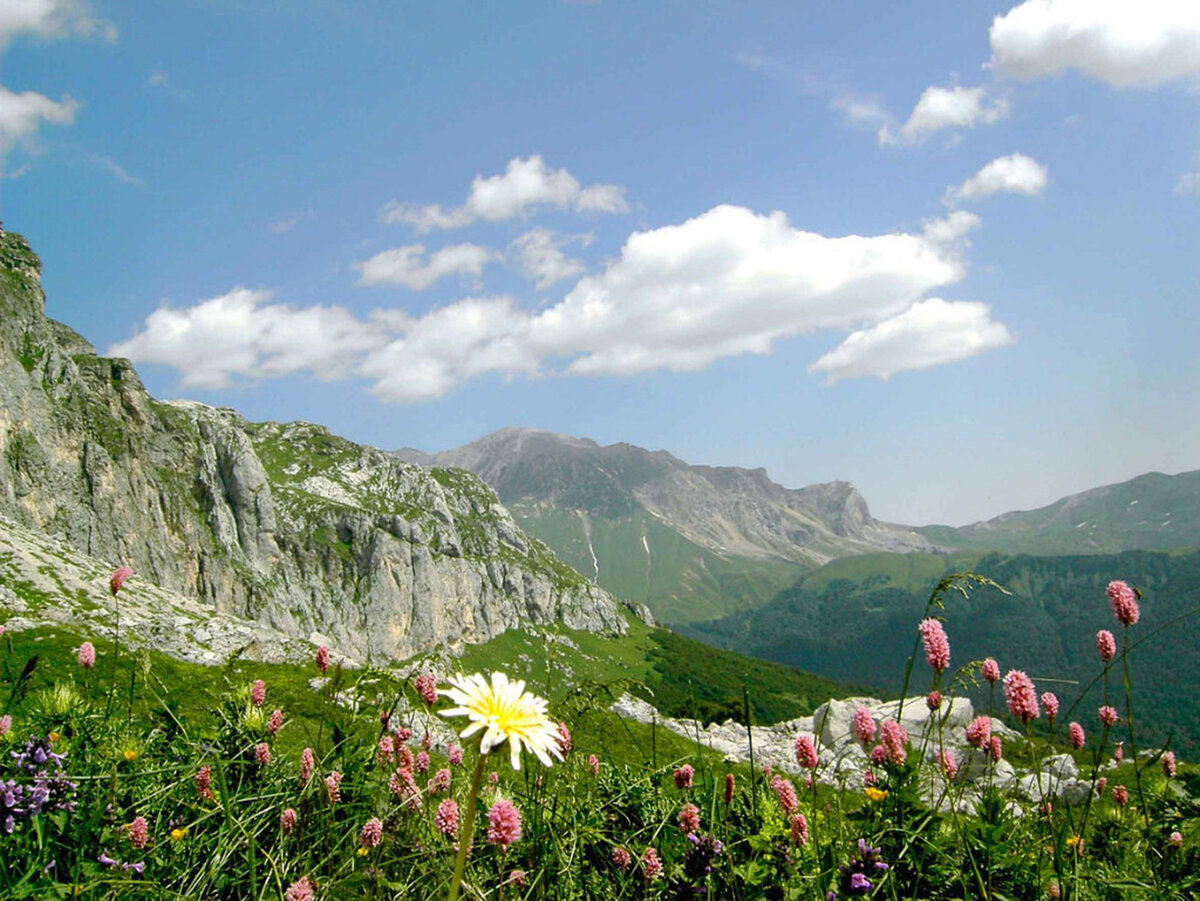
[267,208,316,234]
[113,205,998,402]
[354,243,500,290]
[0,0,116,45]
[831,94,892,128]
[108,288,387,389]
[1175,172,1200,195]
[510,228,588,289]
[880,85,1009,146]
[808,297,1015,382]
[0,86,79,155]
[946,153,1048,204]
[989,0,1200,88]
[146,71,168,88]
[380,155,629,231]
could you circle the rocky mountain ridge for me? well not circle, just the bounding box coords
[0,231,645,663]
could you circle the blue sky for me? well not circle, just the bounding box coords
[3,0,1199,525]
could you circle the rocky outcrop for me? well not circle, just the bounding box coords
[0,231,646,662]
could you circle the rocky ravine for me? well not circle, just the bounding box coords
[0,231,647,662]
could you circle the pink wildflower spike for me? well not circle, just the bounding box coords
[678,802,700,835]
[195,765,214,801]
[280,808,297,834]
[1099,706,1119,727]
[391,768,421,811]
[1162,751,1177,778]
[379,708,390,727]
[77,642,96,669]
[486,799,522,849]
[982,658,1000,683]
[1169,831,1184,849]
[299,747,314,784]
[315,645,330,674]
[507,870,528,888]
[414,672,438,706]
[431,767,451,794]
[126,815,149,849]
[1069,722,1086,750]
[1041,692,1059,724]
[556,721,572,756]
[325,770,342,804]
[360,817,383,849]
[612,846,632,870]
[376,736,395,768]
[488,771,499,786]
[284,877,314,901]
[414,750,430,774]
[990,736,1003,762]
[880,719,907,766]
[422,731,432,751]
[1048,883,1061,899]
[589,754,600,777]
[1107,580,1140,626]
[250,680,266,708]
[642,847,663,881]
[0,714,10,738]
[790,813,810,847]
[268,709,283,735]
[869,744,886,765]
[255,742,271,766]
[1096,776,1107,795]
[940,749,958,781]
[852,706,876,746]
[926,690,942,711]
[394,726,412,743]
[918,618,951,672]
[1002,670,1039,723]
[673,764,694,790]
[109,566,133,596]
[1097,630,1117,663]
[794,734,818,769]
[863,769,876,787]
[396,745,414,772]
[1112,784,1129,806]
[448,743,463,767]
[435,798,460,838]
[770,775,798,816]
[965,715,991,750]
[724,773,735,804]
[1113,741,1124,762]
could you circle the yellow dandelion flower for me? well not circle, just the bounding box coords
[170,827,187,842]
[440,672,562,771]
[123,749,138,762]
[865,787,888,802]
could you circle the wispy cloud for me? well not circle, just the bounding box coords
[267,208,316,234]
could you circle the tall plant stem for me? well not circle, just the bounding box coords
[1120,628,1150,832]
[448,747,487,901]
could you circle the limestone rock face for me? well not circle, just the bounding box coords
[0,232,646,661]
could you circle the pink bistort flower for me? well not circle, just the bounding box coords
[1107,580,1139,626]
[1069,722,1086,750]
[196,765,213,801]
[487,799,522,849]
[982,658,1000,683]
[391,768,421,811]
[435,798,460,837]
[918,618,951,672]
[673,764,694,790]
[589,754,600,777]
[926,690,942,711]
[794,734,818,769]
[678,802,700,835]
[965,715,991,750]
[250,679,266,707]
[940,750,958,781]
[612,846,632,870]
[1162,751,1177,778]
[1112,784,1129,807]
[447,743,463,767]
[852,706,876,746]
[724,772,735,804]
[280,808,297,834]
[325,770,342,804]
[1169,831,1184,849]
[1095,776,1107,795]
[0,715,9,737]
[360,817,383,849]
[414,751,430,774]
[315,645,330,674]
[430,768,451,794]
[770,775,798,816]
[880,719,907,766]
[284,876,314,901]
[1097,630,1117,663]
[268,709,283,735]
[791,813,809,847]
[1099,706,1119,727]
[869,744,886,765]
[78,642,96,669]
[414,672,437,706]
[990,736,1003,762]
[255,742,271,766]
[126,816,149,849]
[556,721,572,756]
[299,747,315,784]
[1113,741,1124,762]
[642,847,662,881]
[1041,692,1059,724]
[1003,670,1039,723]
[110,566,133,596]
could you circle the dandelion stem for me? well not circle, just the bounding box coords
[447,745,487,901]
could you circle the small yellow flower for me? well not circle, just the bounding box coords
[1065,835,1080,847]
[865,787,888,802]
[49,731,61,743]
[170,827,188,842]
[356,846,369,857]
[123,748,138,762]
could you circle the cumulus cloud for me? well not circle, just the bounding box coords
[354,243,500,290]
[946,153,1048,204]
[0,0,116,45]
[108,288,388,389]
[510,228,588,289]
[0,86,79,156]
[113,205,1003,402]
[380,155,629,231]
[989,0,1200,88]
[808,297,1016,382]
[880,85,1009,146]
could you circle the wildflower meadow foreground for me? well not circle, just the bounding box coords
[0,571,1197,899]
